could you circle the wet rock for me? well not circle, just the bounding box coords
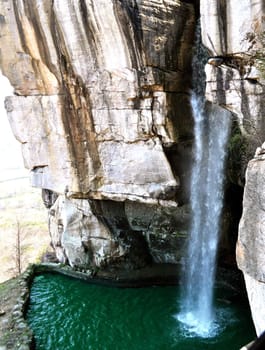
[17,345,29,350]
[201,1,265,335]
[12,310,21,318]
[16,322,27,330]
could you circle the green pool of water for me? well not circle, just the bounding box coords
[27,273,256,350]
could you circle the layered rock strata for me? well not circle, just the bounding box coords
[0,1,195,269]
[2,0,265,335]
[202,0,265,186]
[200,0,265,335]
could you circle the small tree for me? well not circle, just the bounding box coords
[8,219,28,277]
[15,220,22,275]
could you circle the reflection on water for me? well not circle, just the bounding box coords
[27,273,255,350]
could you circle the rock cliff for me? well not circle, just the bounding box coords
[237,145,265,336]
[0,0,195,269]
[1,0,265,336]
[200,0,265,335]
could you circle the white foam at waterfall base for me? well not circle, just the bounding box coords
[175,303,235,339]
[177,309,218,338]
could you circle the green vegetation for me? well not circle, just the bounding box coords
[0,271,34,349]
[0,277,20,346]
[228,128,247,165]
[227,123,249,186]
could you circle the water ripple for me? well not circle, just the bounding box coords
[27,273,255,350]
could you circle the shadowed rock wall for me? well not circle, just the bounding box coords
[200,0,265,335]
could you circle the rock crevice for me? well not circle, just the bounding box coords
[0,0,195,270]
[200,0,265,335]
[2,0,265,336]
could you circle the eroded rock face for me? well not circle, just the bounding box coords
[237,146,265,336]
[201,0,265,187]
[48,196,127,269]
[200,0,265,335]
[237,147,265,283]
[201,0,264,56]
[0,1,195,269]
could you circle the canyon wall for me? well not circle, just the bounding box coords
[200,0,265,336]
[0,0,196,269]
[1,0,265,336]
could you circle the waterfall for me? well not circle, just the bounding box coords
[177,25,231,337]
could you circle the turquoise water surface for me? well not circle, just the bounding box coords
[27,273,256,350]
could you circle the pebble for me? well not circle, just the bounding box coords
[16,322,27,330]
[13,303,22,312]
[0,310,5,316]
[17,345,29,350]
[20,335,31,343]
[12,310,21,318]
[1,318,9,327]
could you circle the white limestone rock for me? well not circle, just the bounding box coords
[0,0,194,203]
[243,273,265,337]
[0,0,59,95]
[0,0,196,271]
[201,1,265,335]
[237,158,265,282]
[5,94,178,201]
[237,156,265,334]
[205,63,265,123]
[202,0,265,143]
[200,0,264,56]
[49,195,125,268]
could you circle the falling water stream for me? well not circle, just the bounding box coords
[178,27,231,337]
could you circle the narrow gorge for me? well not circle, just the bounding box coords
[0,0,265,344]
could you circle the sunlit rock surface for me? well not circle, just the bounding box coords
[200,0,265,335]
[237,146,265,336]
[201,0,264,55]
[3,2,265,336]
[0,0,195,269]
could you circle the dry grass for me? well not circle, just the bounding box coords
[0,75,50,282]
[0,174,50,282]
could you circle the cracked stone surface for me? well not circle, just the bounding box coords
[0,0,195,269]
[200,0,265,336]
[2,2,265,335]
